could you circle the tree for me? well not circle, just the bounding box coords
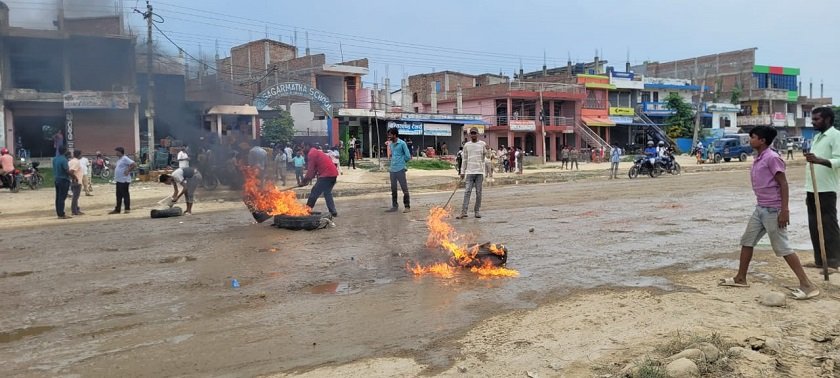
[664,93,694,139]
[261,110,296,146]
[730,85,742,105]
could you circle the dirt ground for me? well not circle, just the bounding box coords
[2,157,839,377]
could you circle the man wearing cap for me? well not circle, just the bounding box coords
[457,127,487,219]
[109,147,136,214]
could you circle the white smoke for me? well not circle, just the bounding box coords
[7,0,119,29]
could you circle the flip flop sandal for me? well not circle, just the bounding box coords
[789,287,820,300]
[718,278,749,287]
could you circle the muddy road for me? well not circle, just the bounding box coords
[0,166,818,376]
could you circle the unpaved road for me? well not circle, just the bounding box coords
[0,163,832,377]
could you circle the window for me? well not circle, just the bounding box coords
[435,81,441,93]
[412,93,418,103]
[653,92,659,102]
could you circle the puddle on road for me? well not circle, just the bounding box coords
[308,282,358,295]
[0,326,55,343]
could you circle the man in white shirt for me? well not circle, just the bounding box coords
[284,145,294,171]
[177,147,190,168]
[274,146,287,186]
[68,150,85,215]
[79,154,92,196]
[108,147,136,214]
[160,167,202,215]
[457,127,487,219]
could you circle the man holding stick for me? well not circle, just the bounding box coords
[804,106,840,273]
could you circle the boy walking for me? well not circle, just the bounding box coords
[719,126,819,299]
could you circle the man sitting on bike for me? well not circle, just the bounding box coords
[0,148,14,187]
[643,141,658,169]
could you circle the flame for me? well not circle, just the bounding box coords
[242,167,311,216]
[412,206,518,278]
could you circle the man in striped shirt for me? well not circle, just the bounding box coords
[457,127,486,219]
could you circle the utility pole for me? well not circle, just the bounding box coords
[692,70,707,148]
[144,1,156,169]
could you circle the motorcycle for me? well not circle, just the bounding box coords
[92,156,111,179]
[21,161,44,190]
[0,168,22,193]
[628,155,664,178]
[660,152,681,175]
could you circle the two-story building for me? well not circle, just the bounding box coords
[0,2,140,157]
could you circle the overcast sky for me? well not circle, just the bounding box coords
[5,0,839,102]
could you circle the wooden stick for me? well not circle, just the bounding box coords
[810,162,830,281]
[443,179,461,209]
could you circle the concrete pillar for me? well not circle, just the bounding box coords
[216,114,223,138]
[251,116,257,140]
[549,101,555,126]
[456,84,463,114]
[0,103,5,153]
[506,97,513,124]
[536,100,544,157]
[507,131,514,149]
[133,104,140,154]
[401,79,410,112]
[549,133,557,161]
[430,82,437,113]
[5,108,13,155]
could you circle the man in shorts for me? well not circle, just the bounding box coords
[159,167,202,215]
[718,125,819,300]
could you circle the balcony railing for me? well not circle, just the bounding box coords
[583,99,608,109]
[640,101,674,115]
[484,115,575,127]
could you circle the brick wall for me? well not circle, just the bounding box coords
[644,48,756,94]
[64,16,121,36]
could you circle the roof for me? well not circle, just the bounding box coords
[207,105,259,116]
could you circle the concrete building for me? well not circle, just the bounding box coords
[0,2,140,157]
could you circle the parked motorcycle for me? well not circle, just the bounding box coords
[628,156,664,178]
[21,161,44,190]
[92,155,111,179]
[0,169,22,193]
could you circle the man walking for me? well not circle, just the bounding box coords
[109,147,136,214]
[68,150,84,216]
[719,125,818,299]
[53,147,71,219]
[385,127,412,213]
[609,144,622,179]
[347,137,357,170]
[274,145,287,186]
[79,152,92,196]
[300,142,339,217]
[457,127,486,219]
[804,107,840,270]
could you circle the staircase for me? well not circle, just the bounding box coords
[574,121,611,152]
[635,109,676,147]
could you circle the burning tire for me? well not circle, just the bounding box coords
[465,242,508,267]
[273,212,333,231]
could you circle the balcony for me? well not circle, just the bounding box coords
[737,113,796,127]
[484,115,575,132]
[641,101,675,116]
[583,99,608,110]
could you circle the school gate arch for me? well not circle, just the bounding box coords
[253,82,335,144]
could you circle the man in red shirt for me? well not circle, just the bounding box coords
[301,142,339,217]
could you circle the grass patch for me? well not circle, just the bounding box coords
[653,331,736,376]
[635,358,666,378]
[407,159,453,170]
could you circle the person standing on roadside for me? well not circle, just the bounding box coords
[68,150,84,216]
[516,146,524,174]
[786,138,795,160]
[274,146,287,186]
[560,146,569,169]
[457,127,486,219]
[300,142,339,217]
[385,127,412,213]
[609,144,622,179]
[53,147,71,219]
[570,147,580,170]
[293,150,306,186]
[109,147,136,214]
[804,106,840,270]
[177,146,190,168]
[719,125,818,299]
[79,153,92,196]
[348,137,357,170]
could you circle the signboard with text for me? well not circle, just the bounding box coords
[388,121,423,135]
[609,107,635,116]
[63,91,129,109]
[509,120,536,131]
[423,123,452,136]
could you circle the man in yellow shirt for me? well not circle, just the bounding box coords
[804,107,840,269]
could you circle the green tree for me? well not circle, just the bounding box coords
[664,93,694,138]
[261,110,296,146]
[730,85,742,105]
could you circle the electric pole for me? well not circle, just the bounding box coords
[144,1,156,169]
[692,71,707,148]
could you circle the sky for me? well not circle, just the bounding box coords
[5,0,839,102]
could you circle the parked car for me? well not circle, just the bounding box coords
[712,137,753,163]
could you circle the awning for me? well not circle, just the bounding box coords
[399,117,489,125]
[582,116,615,127]
[207,105,259,116]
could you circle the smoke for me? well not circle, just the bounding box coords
[7,0,119,29]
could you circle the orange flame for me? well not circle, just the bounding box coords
[242,167,311,216]
[412,206,519,278]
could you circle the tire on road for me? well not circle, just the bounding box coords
[273,212,333,231]
[150,207,183,218]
